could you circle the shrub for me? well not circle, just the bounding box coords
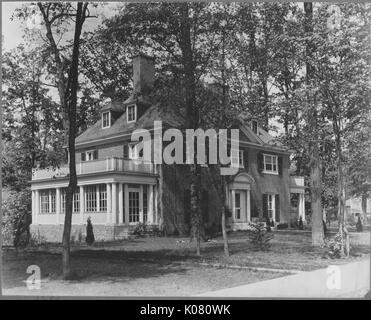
[276,223,288,230]
[247,222,274,251]
[85,217,95,246]
[133,222,147,237]
[324,232,344,259]
[265,217,271,232]
[1,189,32,247]
[298,216,304,230]
[356,216,363,232]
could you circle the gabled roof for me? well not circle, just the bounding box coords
[75,103,185,147]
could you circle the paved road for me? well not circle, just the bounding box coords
[198,259,370,298]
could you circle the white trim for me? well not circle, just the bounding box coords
[266,194,276,221]
[127,104,137,123]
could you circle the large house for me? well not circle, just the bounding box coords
[30,54,305,242]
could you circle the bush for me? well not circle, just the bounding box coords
[133,222,147,237]
[276,223,288,230]
[247,222,274,251]
[356,216,363,232]
[85,217,95,246]
[1,189,32,247]
[265,217,271,232]
[324,232,343,259]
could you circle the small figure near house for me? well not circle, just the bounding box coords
[298,216,304,230]
[86,217,95,246]
[356,214,363,232]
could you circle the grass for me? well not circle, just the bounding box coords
[2,230,369,296]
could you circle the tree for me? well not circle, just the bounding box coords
[103,2,222,255]
[15,2,94,278]
[303,2,325,246]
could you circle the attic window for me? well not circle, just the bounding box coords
[251,120,258,134]
[102,111,111,128]
[127,104,137,123]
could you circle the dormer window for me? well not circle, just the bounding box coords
[127,104,137,123]
[102,111,111,128]
[251,120,258,134]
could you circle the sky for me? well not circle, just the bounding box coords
[2,2,121,51]
[2,2,25,51]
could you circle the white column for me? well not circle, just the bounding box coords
[31,191,35,224]
[139,185,144,223]
[154,185,158,224]
[80,186,85,225]
[96,185,100,212]
[35,190,40,224]
[231,189,236,221]
[148,185,154,224]
[272,195,276,222]
[124,184,129,224]
[106,183,112,224]
[246,190,251,222]
[56,187,61,225]
[112,183,117,224]
[299,193,305,221]
[119,183,124,224]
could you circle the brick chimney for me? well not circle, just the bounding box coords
[132,54,155,96]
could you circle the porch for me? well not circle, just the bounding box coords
[31,179,158,241]
[31,157,155,181]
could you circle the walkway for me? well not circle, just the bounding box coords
[198,259,370,298]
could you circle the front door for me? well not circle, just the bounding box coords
[234,190,246,221]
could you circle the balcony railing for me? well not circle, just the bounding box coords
[32,157,155,181]
[289,176,305,188]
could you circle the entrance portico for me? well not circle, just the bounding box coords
[226,172,252,231]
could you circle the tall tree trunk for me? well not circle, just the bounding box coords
[220,177,229,257]
[38,2,88,279]
[179,3,203,256]
[361,192,367,223]
[61,2,87,279]
[304,2,324,246]
[332,110,350,257]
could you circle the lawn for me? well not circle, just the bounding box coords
[2,230,370,296]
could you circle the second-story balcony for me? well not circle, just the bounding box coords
[32,157,155,181]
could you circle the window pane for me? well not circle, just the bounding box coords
[86,186,97,212]
[99,184,107,212]
[129,191,140,222]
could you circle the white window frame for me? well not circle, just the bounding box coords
[102,111,111,129]
[127,104,137,123]
[85,185,98,212]
[85,150,97,162]
[267,194,276,221]
[234,192,241,220]
[99,184,107,212]
[40,189,56,214]
[61,188,80,213]
[128,143,143,160]
[263,154,278,175]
